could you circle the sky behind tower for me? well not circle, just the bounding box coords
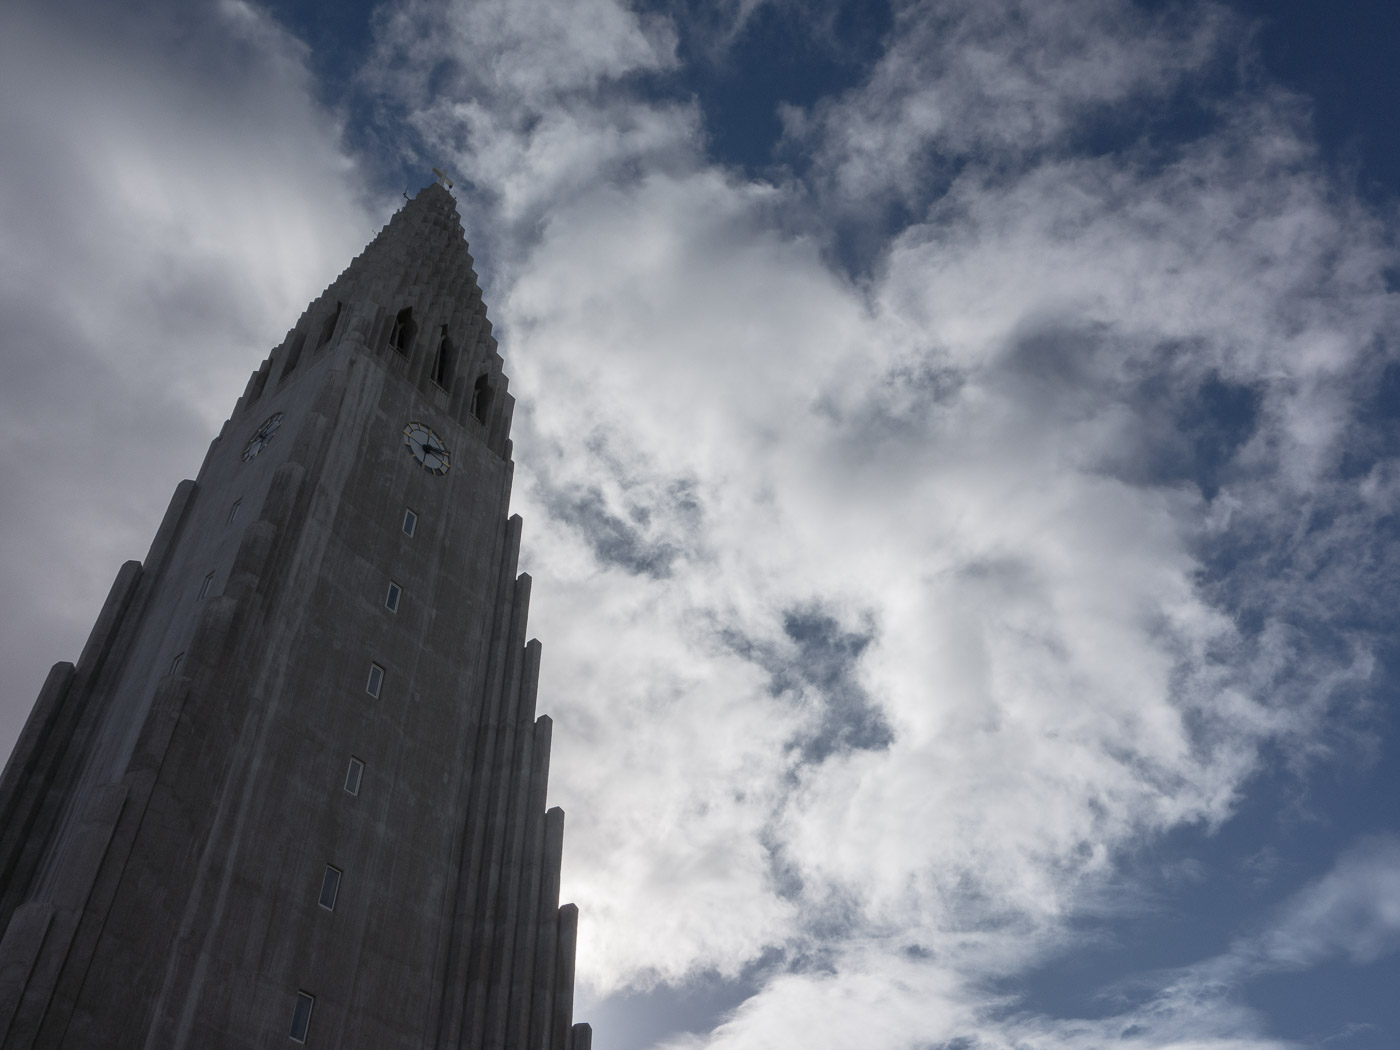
[3,1,1400,1048]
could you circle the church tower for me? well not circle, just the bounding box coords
[0,182,592,1050]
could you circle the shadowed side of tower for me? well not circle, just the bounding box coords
[0,183,594,1050]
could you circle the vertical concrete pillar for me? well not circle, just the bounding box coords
[438,516,522,1050]
[529,808,565,1050]
[0,903,52,1046]
[506,716,552,1050]
[0,664,75,932]
[486,643,543,1049]
[552,905,579,1050]
[464,573,534,1049]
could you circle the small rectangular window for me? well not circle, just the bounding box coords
[385,582,402,612]
[365,662,384,698]
[197,572,214,600]
[344,757,364,796]
[290,991,314,1042]
[227,498,242,526]
[318,865,342,910]
[402,508,417,537]
[168,652,185,675]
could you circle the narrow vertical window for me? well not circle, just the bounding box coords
[389,306,416,356]
[289,991,314,1042]
[227,499,242,526]
[365,662,384,698]
[470,374,493,424]
[431,330,453,388]
[385,582,402,613]
[402,508,417,537]
[169,652,185,675]
[318,865,342,910]
[344,757,364,796]
[197,572,214,600]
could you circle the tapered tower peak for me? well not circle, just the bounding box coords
[236,182,512,458]
[336,180,473,296]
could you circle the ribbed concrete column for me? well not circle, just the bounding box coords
[484,643,542,1049]
[463,573,534,1049]
[529,808,565,1050]
[505,716,552,1050]
[0,662,75,932]
[552,905,579,1050]
[438,517,522,1050]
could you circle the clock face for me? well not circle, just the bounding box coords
[242,412,284,462]
[402,422,451,475]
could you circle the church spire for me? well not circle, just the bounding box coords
[0,174,591,1049]
[240,182,512,457]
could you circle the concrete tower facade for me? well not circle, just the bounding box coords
[0,183,592,1050]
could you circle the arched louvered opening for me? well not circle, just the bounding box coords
[279,332,307,378]
[470,373,494,424]
[316,301,342,351]
[431,331,454,389]
[389,307,416,356]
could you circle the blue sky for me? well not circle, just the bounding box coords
[3,2,1400,1048]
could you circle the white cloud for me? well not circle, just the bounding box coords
[1039,836,1400,1050]
[787,0,1233,211]
[365,0,686,229]
[1249,835,1400,970]
[355,2,1400,1046]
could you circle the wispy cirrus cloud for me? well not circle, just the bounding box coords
[1195,834,1400,980]
[1033,836,1400,1050]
